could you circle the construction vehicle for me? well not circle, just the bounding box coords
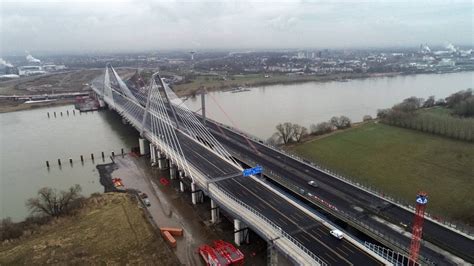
[198,240,244,266]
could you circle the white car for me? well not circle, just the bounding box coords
[308,180,318,188]
[330,229,344,239]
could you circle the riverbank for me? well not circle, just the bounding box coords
[173,71,402,97]
[288,122,474,226]
[0,98,76,113]
[0,193,180,265]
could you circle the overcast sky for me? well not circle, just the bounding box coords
[0,0,472,55]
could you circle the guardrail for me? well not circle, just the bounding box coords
[209,119,473,237]
[364,241,420,266]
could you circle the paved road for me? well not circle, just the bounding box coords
[204,119,474,264]
[108,88,384,265]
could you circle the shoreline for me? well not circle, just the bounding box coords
[0,98,76,113]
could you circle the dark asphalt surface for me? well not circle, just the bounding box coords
[204,119,474,265]
[108,89,384,265]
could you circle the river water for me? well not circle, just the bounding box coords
[1,71,472,221]
[0,107,139,221]
[187,71,474,139]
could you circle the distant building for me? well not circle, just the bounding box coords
[438,58,455,67]
[18,66,46,76]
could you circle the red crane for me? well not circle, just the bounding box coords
[409,192,428,264]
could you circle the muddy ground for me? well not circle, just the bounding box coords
[0,193,181,265]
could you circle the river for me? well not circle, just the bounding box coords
[187,71,474,139]
[1,71,472,221]
[0,107,139,221]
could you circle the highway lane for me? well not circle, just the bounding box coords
[205,119,474,264]
[175,128,382,265]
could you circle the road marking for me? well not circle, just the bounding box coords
[278,217,289,226]
[310,228,322,237]
[336,247,349,256]
[231,180,354,266]
[325,253,338,263]
[299,233,311,243]
[345,240,382,264]
[186,145,227,175]
[289,213,301,222]
[341,244,355,254]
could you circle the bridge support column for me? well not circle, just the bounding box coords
[169,164,177,180]
[191,182,197,205]
[149,144,156,164]
[233,220,249,246]
[210,199,219,223]
[139,138,149,156]
[179,170,185,192]
[234,219,242,246]
[157,151,167,170]
[267,242,278,266]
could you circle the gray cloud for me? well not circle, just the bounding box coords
[0,0,472,55]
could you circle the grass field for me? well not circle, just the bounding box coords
[290,122,474,225]
[419,106,453,116]
[0,193,179,265]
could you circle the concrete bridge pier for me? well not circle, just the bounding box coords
[157,151,167,170]
[210,199,220,223]
[169,163,177,180]
[179,170,185,192]
[191,182,198,205]
[234,219,249,246]
[138,138,149,156]
[149,144,156,164]
[267,242,278,266]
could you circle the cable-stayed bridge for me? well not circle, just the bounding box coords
[93,65,390,265]
[93,65,473,265]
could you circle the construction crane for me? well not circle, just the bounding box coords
[409,192,428,265]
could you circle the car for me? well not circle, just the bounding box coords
[330,229,344,239]
[140,192,148,199]
[307,180,318,188]
[143,198,151,207]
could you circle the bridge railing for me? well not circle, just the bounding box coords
[209,119,473,237]
[364,241,420,266]
[212,184,328,266]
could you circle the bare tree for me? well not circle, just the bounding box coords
[311,122,333,135]
[339,116,352,129]
[423,96,436,108]
[275,122,295,144]
[330,116,351,129]
[363,115,373,121]
[26,185,83,217]
[292,124,308,142]
[266,132,282,145]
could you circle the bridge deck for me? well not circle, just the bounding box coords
[102,84,383,265]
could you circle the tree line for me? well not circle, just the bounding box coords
[377,89,474,142]
[269,115,353,145]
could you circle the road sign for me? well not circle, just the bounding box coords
[242,165,263,177]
